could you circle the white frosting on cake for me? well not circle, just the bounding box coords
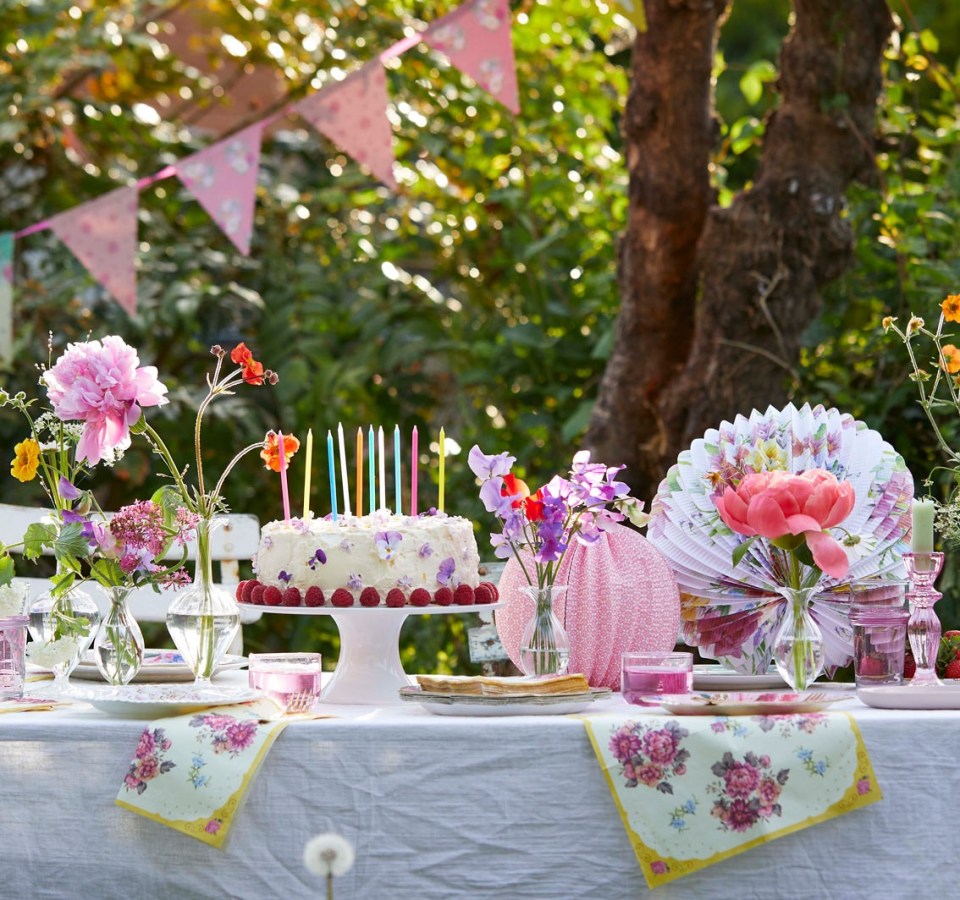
[256,510,480,597]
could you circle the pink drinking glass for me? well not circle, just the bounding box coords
[248,652,322,710]
[621,651,693,705]
[0,616,29,701]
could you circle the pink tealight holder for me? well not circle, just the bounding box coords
[0,616,29,701]
[248,652,322,710]
[621,651,693,705]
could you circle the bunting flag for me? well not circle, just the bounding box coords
[614,0,648,32]
[0,232,13,362]
[295,63,397,189]
[424,0,520,114]
[48,186,139,314]
[176,121,266,256]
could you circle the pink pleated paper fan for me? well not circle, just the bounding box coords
[495,524,680,689]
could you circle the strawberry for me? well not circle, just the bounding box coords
[434,586,454,606]
[250,584,265,605]
[331,588,354,607]
[903,650,916,680]
[263,585,283,606]
[386,589,406,608]
[304,586,324,607]
[409,588,431,607]
[453,584,475,605]
[281,587,302,607]
[359,587,381,607]
[235,580,249,601]
[945,658,960,680]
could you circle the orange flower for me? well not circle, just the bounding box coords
[230,343,265,385]
[261,431,301,472]
[522,488,545,522]
[500,473,531,509]
[941,294,960,323]
[941,344,960,374]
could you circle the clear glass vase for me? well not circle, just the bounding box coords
[772,585,825,691]
[27,581,101,690]
[519,584,570,677]
[166,516,240,686]
[93,586,144,685]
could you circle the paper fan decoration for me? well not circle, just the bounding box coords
[646,403,913,674]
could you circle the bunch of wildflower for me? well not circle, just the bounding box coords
[469,446,648,588]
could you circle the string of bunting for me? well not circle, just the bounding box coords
[0,0,520,355]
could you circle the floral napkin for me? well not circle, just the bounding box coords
[116,698,332,848]
[582,712,880,887]
[0,695,62,713]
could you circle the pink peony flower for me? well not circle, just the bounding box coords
[723,797,760,832]
[724,761,761,798]
[205,819,222,835]
[758,777,781,806]
[225,721,258,753]
[636,763,664,786]
[609,730,643,762]
[135,730,156,759]
[713,469,855,578]
[44,336,168,465]
[650,861,668,875]
[642,730,679,766]
[134,757,160,781]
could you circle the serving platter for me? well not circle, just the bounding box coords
[399,685,610,717]
[648,690,845,716]
[71,650,247,684]
[62,683,260,718]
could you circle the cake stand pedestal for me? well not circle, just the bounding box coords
[239,602,502,705]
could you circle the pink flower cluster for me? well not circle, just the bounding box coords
[44,335,168,465]
[713,469,856,579]
[124,727,175,795]
[709,750,788,832]
[189,713,259,757]
[609,720,690,792]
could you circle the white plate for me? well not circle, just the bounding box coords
[692,665,789,691]
[62,683,260,718]
[650,690,844,716]
[857,683,960,710]
[399,685,611,717]
[71,650,247,684]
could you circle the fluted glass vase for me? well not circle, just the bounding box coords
[519,584,570,677]
[27,578,101,691]
[771,585,825,691]
[94,586,144,685]
[166,517,240,685]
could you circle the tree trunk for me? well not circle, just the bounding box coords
[587,0,893,501]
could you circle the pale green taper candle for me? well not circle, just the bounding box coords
[911,498,936,553]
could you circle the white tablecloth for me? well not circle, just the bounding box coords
[0,681,954,899]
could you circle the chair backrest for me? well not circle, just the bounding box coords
[0,504,262,645]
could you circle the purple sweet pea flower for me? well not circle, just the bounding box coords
[479,478,516,517]
[58,476,81,501]
[437,557,456,586]
[468,445,516,480]
[60,509,88,524]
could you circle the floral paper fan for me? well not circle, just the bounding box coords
[647,403,913,674]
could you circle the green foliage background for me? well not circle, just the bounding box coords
[1,1,958,667]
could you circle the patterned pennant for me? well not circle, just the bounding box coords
[614,0,648,31]
[295,62,397,189]
[177,121,265,256]
[0,232,13,362]
[424,0,520,114]
[48,186,139,315]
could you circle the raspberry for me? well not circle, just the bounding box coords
[488,582,500,602]
[409,588,431,607]
[331,588,354,607]
[359,587,381,607]
[250,584,265,605]
[241,580,260,603]
[304,586,324,607]
[386,588,406,608]
[945,658,960,680]
[945,630,960,639]
[904,650,916,680]
[281,587,302,607]
[475,583,495,605]
[263,585,283,606]
[453,584,475,605]
[858,656,885,677]
[434,586,454,606]
[235,580,249,601]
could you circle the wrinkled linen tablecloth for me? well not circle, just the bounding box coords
[0,683,956,899]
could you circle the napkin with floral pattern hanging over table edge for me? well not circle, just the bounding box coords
[0,696,63,714]
[580,710,880,888]
[116,697,333,848]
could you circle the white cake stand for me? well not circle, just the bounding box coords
[239,601,503,706]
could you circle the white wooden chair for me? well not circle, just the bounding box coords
[0,503,262,653]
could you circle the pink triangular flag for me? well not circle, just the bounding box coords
[424,0,519,114]
[49,186,139,315]
[295,63,397,189]
[177,121,265,255]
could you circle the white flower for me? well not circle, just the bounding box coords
[303,832,355,878]
[27,637,79,669]
[841,532,878,564]
[0,582,27,618]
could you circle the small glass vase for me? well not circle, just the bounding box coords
[519,584,570,677]
[27,582,101,690]
[771,585,825,691]
[166,516,240,686]
[93,586,145,686]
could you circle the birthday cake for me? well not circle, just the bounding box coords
[240,510,497,608]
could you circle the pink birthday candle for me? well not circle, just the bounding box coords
[278,431,291,521]
[410,425,418,516]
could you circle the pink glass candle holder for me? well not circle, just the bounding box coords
[850,603,909,686]
[0,616,29,701]
[903,552,944,687]
[621,651,693,705]
[249,652,322,710]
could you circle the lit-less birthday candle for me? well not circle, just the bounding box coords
[438,426,445,513]
[278,432,291,521]
[327,430,338,523]
[394,424,401,515]
[912,497,936,553]
[338,422,351,516]
[302,428,313,519]
[378,426,386,512]
[410,425,418,516]
[356,427,363,517]
[368,425,375,515]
